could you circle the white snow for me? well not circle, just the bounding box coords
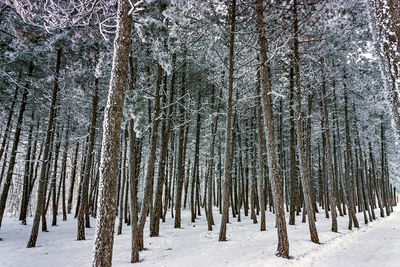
[0,206,399,267]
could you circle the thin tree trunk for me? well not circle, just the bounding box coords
[173,54,187,229]
[288,65,297,226]
[321,58,338,232]
[256,0,290,256]
[19,110,35,224]
[0,62,33,228]
[66,141,79,214]
[0,74,20,161]
[191,94,201,223]
[138,64,162,246]
[129,119,140,262]
[60,120,70,221]
[51,126,62,226]
[27,48,61,248]
[118,130,128,235]
[293,0,319,243]
[343,76,360,229]
[255,72,266,231]
[77,72,99,240]
[207,86,221,230]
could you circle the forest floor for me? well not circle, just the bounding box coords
[0,206,399,267]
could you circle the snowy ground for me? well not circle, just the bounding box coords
[0,206,399,267]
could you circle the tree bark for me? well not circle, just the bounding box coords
[138,64,162,241]
[129,119,140,263]
[288,65,298,226]
[0,74,20,162]
[91,1,132,264]
[343,76,360,229]
[321,58,338,232]
[293,0,319,244]
[219,0,236,242]
[19,110,35,224]
[78,73,99,240]
[150,54,175,236]
[27,48,61,248]
[67,141,79,214]
[0,62,33,228]
[256,0,290,257]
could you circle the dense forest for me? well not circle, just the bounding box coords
[0,0,400,266]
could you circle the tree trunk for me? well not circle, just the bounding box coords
[288,65,297,226]
[67,141,79,214]
[151,55,175,235]
[219,0,236,242]
[321,58,338,232]
[255,70,266,231]
[19,110,35,224]
[129,119,140,262]
[78,72,99,240]
[51,127,62,226]
[343,77,360,229]
[27,48,61,248]
[256,0,290,257]
[174,53,187,228]
[60,120,70,221]
[207,86,221,230]
[191,94,201,223]
[118,130,128,235]
[91,1,132,264]
[0,62,33,228]
[293,0,319,244]
[0,74,20,162]
[138,64,162,242]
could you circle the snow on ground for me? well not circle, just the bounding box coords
[0,206,399,267]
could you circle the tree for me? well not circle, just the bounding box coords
[91,0,133,265]
[219,0,236,242]
[77,55,99,239]
[256,0,290,257]
[27,49,62,248]
[0,62,33,227]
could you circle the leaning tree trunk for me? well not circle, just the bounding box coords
[256,0,290,257]
[138,64,162,244]
[0,62,33,228]
[0,77,19,162]
[293,0,319,244]
[27,48,61,248]
[91,0,133,265]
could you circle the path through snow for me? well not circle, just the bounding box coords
[0,207,399,267]
[296,207,400,267]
